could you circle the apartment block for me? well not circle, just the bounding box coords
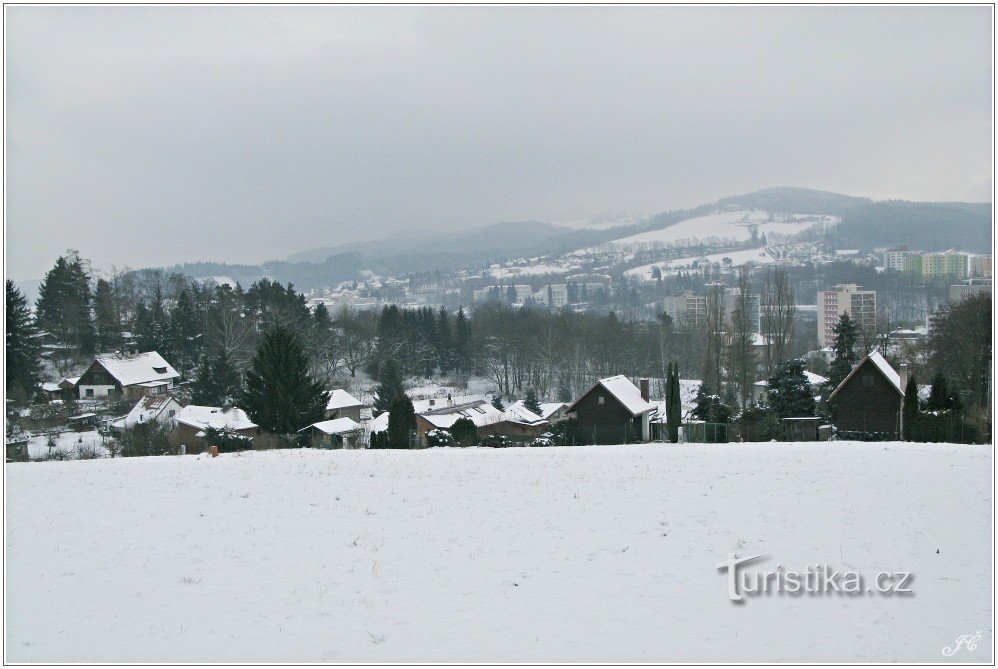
[817,284,877,347]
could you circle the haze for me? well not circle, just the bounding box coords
[5,6,992,280]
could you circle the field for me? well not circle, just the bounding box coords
[5,443,992,662]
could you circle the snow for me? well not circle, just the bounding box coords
[591,211,838,251]
[26,430,108,459]
[501,402,546,425]
[5,443,990,662]
[112,395,180,429]
[625,247,778,279]
[304,417,361,435]
[572,375,656,416]
[867,351,903,393]
[326,389,363,412]
[419,400,505,430]
[94,351,179,387]
[174,405,257,432]
[754,371,829,387]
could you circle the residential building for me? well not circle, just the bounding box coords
[299,417,364,449]
[172,405,260,453]
[826,352,906,439]
[662,292,708,326]
[904,251,970,280]
[566,375,655,444]
[816,284,877,347]
[75,351,180,400]
[324,389,364,421]
[949,277,992,303]
[970,254,992,278]
[412,399,548,446]
[110,395,183,432]
[883,245,913,272]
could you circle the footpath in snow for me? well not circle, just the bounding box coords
[5,442,992,663]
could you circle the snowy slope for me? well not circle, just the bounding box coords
[5,444,991,663]
[625,247,778,279]
[589,210,838,250]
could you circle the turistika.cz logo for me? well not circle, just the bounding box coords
[716,553,914,603]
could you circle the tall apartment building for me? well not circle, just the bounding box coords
[883,245,913,272]
[817,284,877,347]
[531,283,569,308]
[970,254,992,278]
[903,251,969,280]
[661,286,760,333]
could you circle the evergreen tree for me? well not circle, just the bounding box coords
[6,280,41,400]
[766,358,816,419]
[35,252,95,355]
[242,326,328,436]
[170,287,203,372]
[557,374,573,403]
[523,388,541,415]
[449,417,478,446]
[666,362,681,443]
[373,358,406,415]
[387,393,416,448]
[93,278,121,352]
[902,374,919,441]
[453,308,471,373]
[491,395,505,411]
[827,313,860,390]
[926,372,958,411]
[191,348,242,406]
[190,354,216,406]
[691,384,731,424]
[436,307,453,374]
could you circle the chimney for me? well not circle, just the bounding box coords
[640,379,650,402]
[899,363,909,393]
[429,399,435,407]
[447,393,453,406]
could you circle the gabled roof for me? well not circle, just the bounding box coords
[300,417,362,435]
[566,375,656,417]
[94,351,179,387]
[418,400,505,429]
[501,402,547,426]
[508,400,565,422]
[326,389,363,411]
[753,371,829,387]
[827,351,904,403]
[175,405,257,431]
[113,395,180,429]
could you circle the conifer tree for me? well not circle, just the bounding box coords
[766,359,816,419]
[242,326,328,436]
[387,393,416,448]
[491,395,505,411]
[373,358,405,415]
[902,374,919,441]
[666,363,682,443]
[827,313,860,390]
[6,280,41,400]
[93,278,121,352]
[524,388,541,415]
[35,252,96,355]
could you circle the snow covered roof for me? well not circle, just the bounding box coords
[94,352,179,387]
[326,389,363,411]
[754,371,829,387]
[411,394,490,414]
[507,400,565,421]
[41,382,61,392]
[501,402,547,426]
[301,417,361,435]
[113,395,180,429]
[368,411,390,433]
[567,375,656,416]
[175,405,257,432]
[419,400,505,430]
[827,351,904,402]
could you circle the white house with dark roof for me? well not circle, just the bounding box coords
[75,351,180,400]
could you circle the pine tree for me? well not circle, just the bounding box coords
[828,313,860,390]
[766,359,816,419]
[170,287,203,372]
[35,252,96,355]
[926,372,957,411]
[242,326,328,436]
[387,393,416,448]
[191,348,242,406]
[902,374,919,440]
[436,307,453,374]
[524,388,541,415]
[93,278,121,352]
[454,308,471,374]
[491,395,505,411]
[372,358,406,415]
[190,354,217,406]
[6,280,41,400]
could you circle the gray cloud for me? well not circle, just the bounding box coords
[6,6,992,279]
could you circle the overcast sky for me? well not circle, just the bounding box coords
[6,6,992,280]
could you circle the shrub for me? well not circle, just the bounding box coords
[119,421,172,457]
[449,418,478,447]
[479,434,512,448]
[202,426,254,453]
[426,429,454,447]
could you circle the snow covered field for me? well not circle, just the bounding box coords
[5,443,992,663]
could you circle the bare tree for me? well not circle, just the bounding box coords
[761,267,796,377]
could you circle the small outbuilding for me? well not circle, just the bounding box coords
[300,417,364,449]
[566,375,655,444]
[826,352,905,439]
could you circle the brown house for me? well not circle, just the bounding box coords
[566,375,655,444]
[75,352,180,400]
[172,405,260,453]
[827,352,905,439]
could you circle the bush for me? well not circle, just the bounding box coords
[369,430,390,449]
[203,426,254,453]
[734,406,781,442]
[449,417,478,447]
[119,422,172,457]
[530,434,554,447]
[426,429,454,447]
[479,434,512,448]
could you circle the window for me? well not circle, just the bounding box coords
[598,395,605,405]
[85,388,94,398]
[168,410,176,417]
[153,366,167,374]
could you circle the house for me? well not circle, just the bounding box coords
[299,417,364,449]
[826,352,905,439]
[75,352,180,400]
[566,375,656,444]
[507,400,570,424]
[751,371,829,406]
[413,399,548,446]
[324,389,364,421]
[39,382,64,401]
[109,395,183,432]
[172,405,259,453]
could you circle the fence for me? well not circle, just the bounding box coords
[683,421,728,443]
